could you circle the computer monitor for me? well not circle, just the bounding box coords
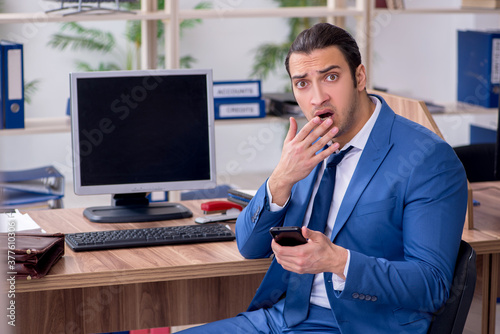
[70,69,216,223]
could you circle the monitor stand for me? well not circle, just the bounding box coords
[83,193,193,223]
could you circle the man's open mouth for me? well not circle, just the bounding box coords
[318,112,333,120]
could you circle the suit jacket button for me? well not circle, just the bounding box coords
[371,296,378,302]
[352,293,359,299]
[359,294,365,300]
[365,295,371,301]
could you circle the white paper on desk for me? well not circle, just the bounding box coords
[0,209,44,232]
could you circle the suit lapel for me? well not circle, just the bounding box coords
[330,96,396,240]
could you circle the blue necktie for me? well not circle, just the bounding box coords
[283,145,353,327]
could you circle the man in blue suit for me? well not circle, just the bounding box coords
[180,23,468,334]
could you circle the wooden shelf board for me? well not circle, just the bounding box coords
[179,6,363,20]
[0,117,71,136]
[0,10,167,24]
[0,115,294,137]
[0,6,365,25]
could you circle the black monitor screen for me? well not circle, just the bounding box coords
[77,74,210,186]
[70,69,216,223]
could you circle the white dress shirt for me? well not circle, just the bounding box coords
[267,96,382,309]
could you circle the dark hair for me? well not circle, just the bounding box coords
[285,23,362,86]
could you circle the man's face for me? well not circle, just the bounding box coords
[289,46,366,144]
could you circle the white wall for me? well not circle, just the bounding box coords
[1,0,498,195]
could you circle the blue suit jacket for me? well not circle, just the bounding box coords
[235,95,468,333]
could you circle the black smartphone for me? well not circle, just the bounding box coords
[269,226,307,246]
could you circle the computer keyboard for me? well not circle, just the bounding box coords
[65,223,236,252]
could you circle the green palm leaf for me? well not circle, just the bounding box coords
[24,79,40,105]
[250,42,291,80]
[47,22,115,53]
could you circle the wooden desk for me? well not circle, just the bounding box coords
[462,182,500,334]
[9,187,500,334]
[11,200,271,334]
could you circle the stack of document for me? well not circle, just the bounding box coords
[227,189,256,207]
[0,209,42,232]
[0,166,64,209]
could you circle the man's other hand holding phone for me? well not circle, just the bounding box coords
[270,226,348,280]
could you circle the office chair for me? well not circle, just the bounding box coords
[427,240,477,334]
[453,143,496,182]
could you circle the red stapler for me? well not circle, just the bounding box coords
[194,200,243,224]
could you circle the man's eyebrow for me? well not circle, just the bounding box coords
[318,65,341,74]
[291,73,307,80]
[291,65,341,80]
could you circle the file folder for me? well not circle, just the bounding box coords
[0,166,64,209]
[0,189,63,207]
[213,80,261,99]
[213,98,266,119]
[0,40,24,129]
[457,30,500,108]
